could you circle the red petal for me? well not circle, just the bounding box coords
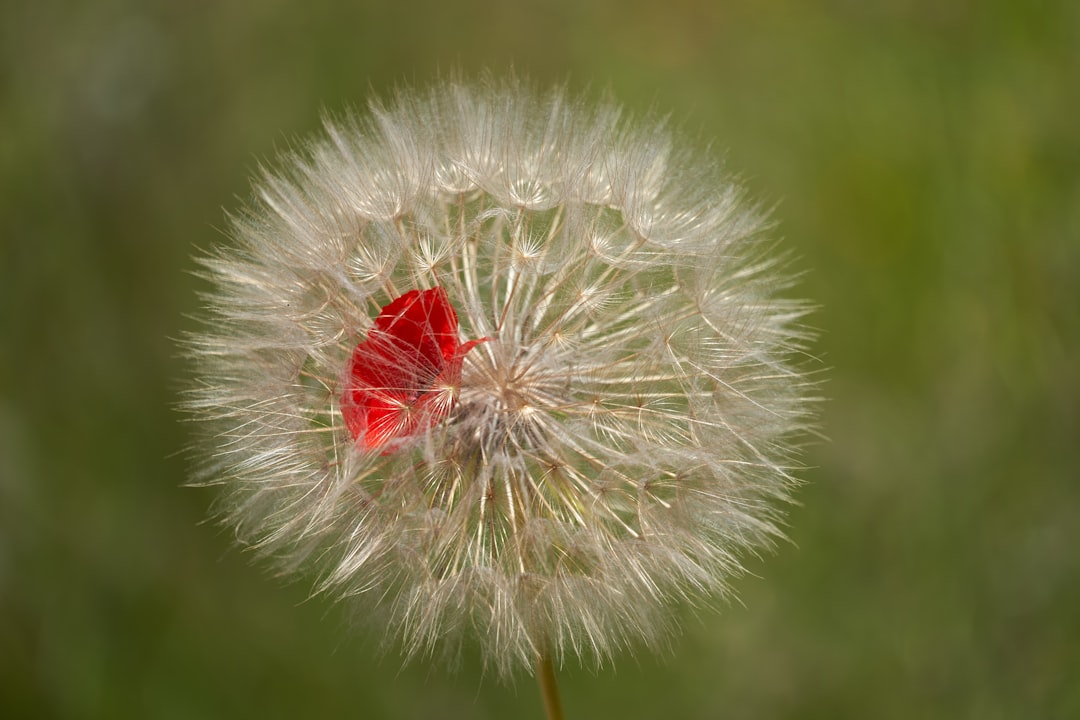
[342,287,487,452]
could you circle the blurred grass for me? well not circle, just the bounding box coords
[2,1,1077,718]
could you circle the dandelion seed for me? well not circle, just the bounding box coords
[184,76,817,694]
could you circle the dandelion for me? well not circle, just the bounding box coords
[185,76,816,714]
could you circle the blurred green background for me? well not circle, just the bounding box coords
[2,1,1077,718]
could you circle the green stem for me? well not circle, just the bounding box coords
[536,651,565,720]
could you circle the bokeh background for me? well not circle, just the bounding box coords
[3,1,1077,718]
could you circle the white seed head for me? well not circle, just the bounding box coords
[185,76,817,676]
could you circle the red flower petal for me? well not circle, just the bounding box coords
[342,287,487,451]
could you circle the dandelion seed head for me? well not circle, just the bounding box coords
[186,76,817,677]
